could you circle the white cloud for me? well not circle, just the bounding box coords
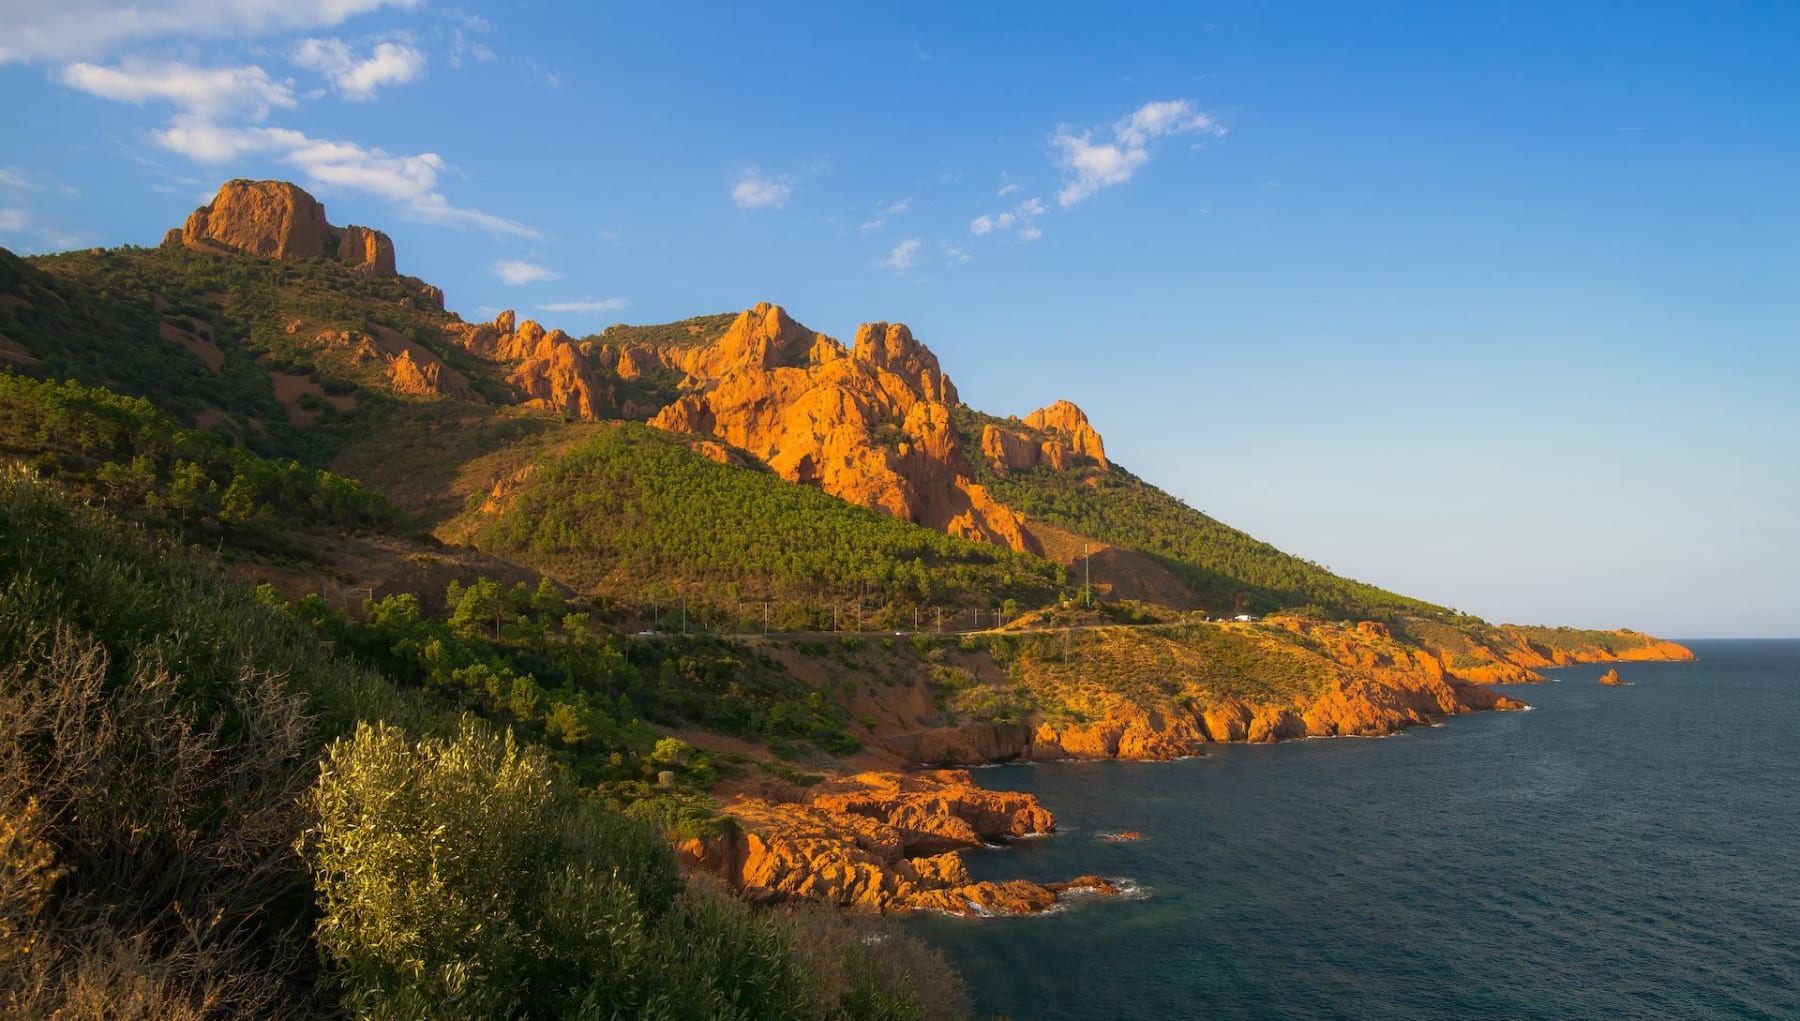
[58,60,296,119]
[969,195,1046,240]
[0,208,27,233]
[293,38,426,100]
[152,115,539,237]
[446,9,497,69]
[731,168,792,209]
[885,237,921,272]
[449,28,497,68]
[539,298,628,314]
[859,197,910,233]
[494,259,558,285]
[1054,99,1225,207]
[997,182,1020,197]
[942,242,971,263]
[1,0,422,63]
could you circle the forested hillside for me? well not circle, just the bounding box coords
[957,409,1450,620]
[467,424,1066,622]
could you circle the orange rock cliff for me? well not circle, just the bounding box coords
[645,304,1042,552]
[443,299,1108,555]
[167,180,443,308]
[982,400,1109,472]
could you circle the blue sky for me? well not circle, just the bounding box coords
[2,1,1796,637]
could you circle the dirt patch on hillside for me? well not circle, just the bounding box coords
[0,334,37,364]
[269,371,323,425]
[159,320,224,372]
[1031,522,1200,609]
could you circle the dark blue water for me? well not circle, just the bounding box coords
[912,641,1800,1020]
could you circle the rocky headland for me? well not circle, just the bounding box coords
[676,770,1119,916]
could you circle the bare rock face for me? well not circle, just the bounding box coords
[1598,668,1626,686]
[176,179,397,277]
[646,303,1040,553]
[675,770,1114,916]
[1025,400,1107,467]
[982,400,1109,473]
[334,224,397,276]
[443,310,612,418]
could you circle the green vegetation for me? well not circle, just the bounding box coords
[0,473,969,1019]
[957,407,1450,620]
[473,424,1065,621]
[301,574,862,771]
[958,622,1340,720]
[6,243,500,462]
[0,372,396,546]
[308,721,966,1020]
[593,312,739,351]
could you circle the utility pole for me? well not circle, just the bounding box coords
[833,605,839,632]
[936,606,942,633]
[1084,543,1091,608]
[763,602,769,635]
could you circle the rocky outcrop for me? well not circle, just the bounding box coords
[1409,622,1695,685]
[443,310,612,418]
[647,304,1040,552]
[171,180,397,277]
[677,770,1114,916]
[887,617,1535,765]
[981,401,1109,473]
[1598,668,1626,686]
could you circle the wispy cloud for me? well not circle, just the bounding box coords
[292,38,426,100]
[732,167,792,209]
[1,0,423,63]
[885,237,921,272]
[151,115,539,236]
[1053,98,1224,207]
[539,298,628,314]
[446,8,497,69]
[997,182,1020,197]
[494,259,559,285]
[859,197,911,233]
[58,60,296,119]
[969,195,1047,240]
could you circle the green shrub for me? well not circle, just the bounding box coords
[306,719,683,1020]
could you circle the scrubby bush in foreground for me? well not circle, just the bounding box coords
[305,720,967,1021]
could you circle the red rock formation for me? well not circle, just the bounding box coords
[647,303,1040,552]
[173,179,397,277]
[1024,400,1108,468]
[1598,668,1626,686]
[335,224,397,277]
[443,310,611,418]
[981,400,1109,473]
[676,770,1111,916]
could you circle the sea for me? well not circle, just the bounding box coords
[909,640,1800,1020]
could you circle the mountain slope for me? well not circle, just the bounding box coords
[0,178,1692,711]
